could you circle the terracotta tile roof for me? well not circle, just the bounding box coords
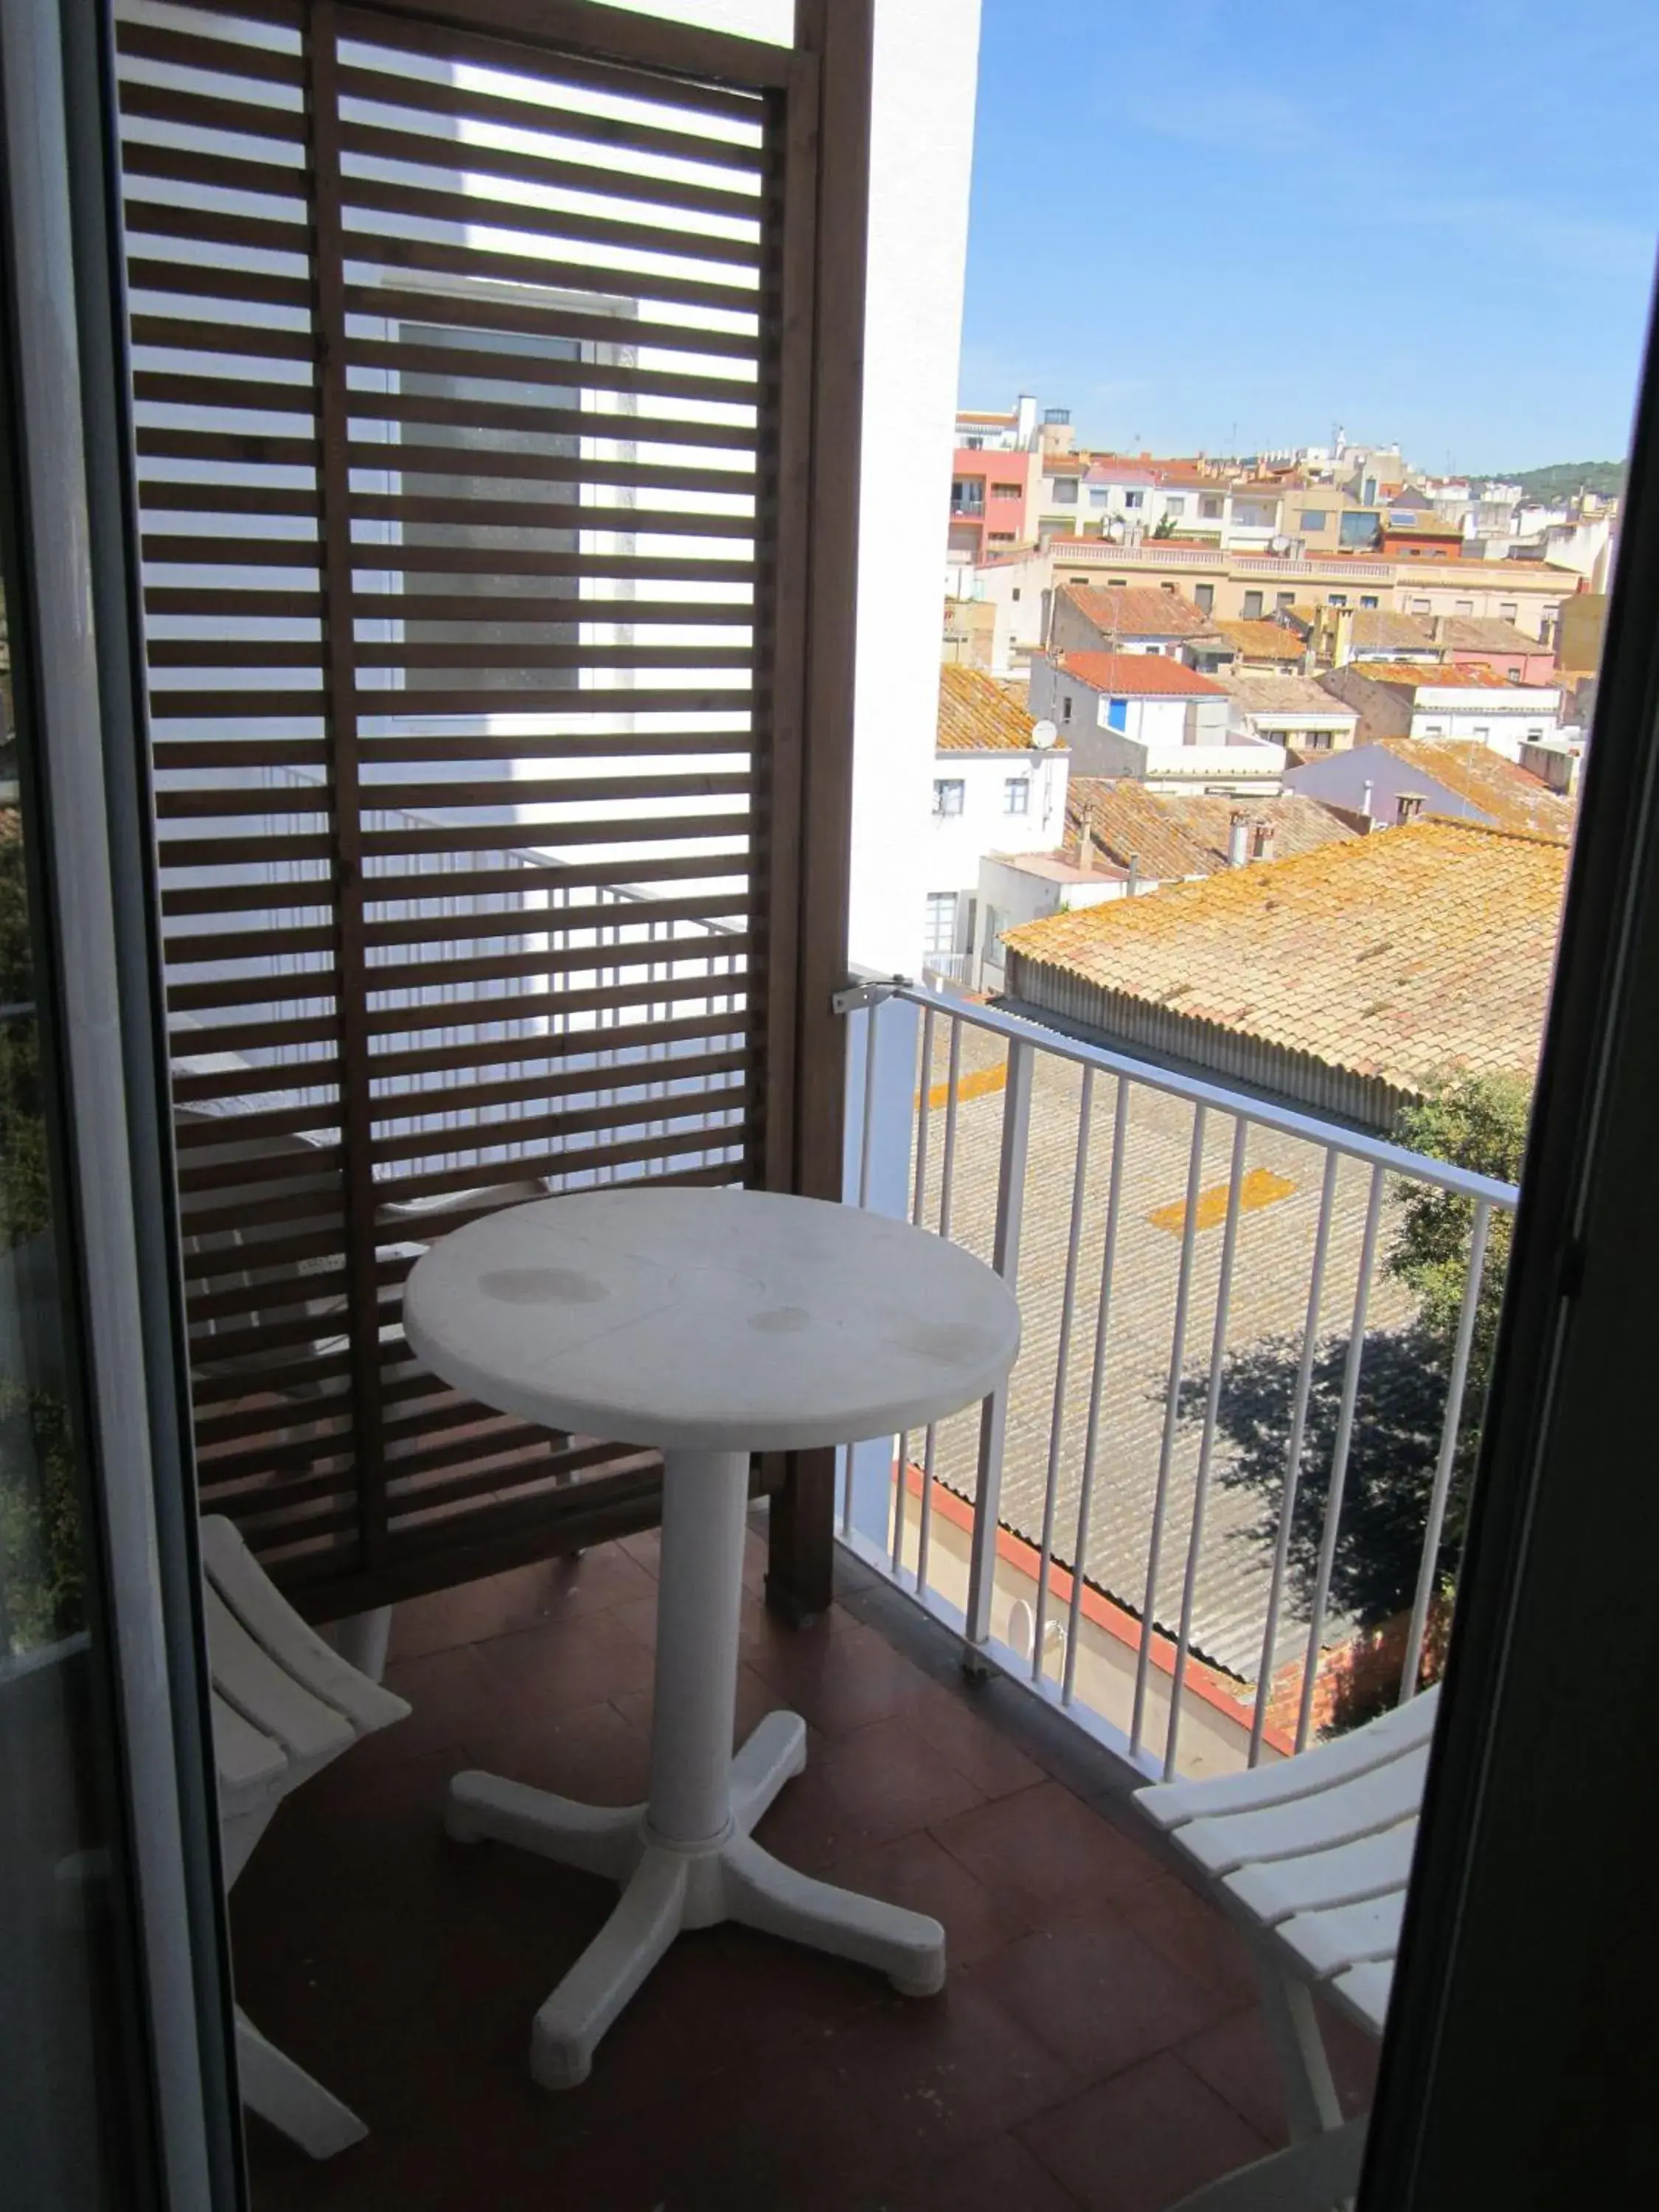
[1004,820,1565,1094]
[1438,616,1550,654]
[1059,584,1212,639]
[936,662,1040,751]
[1217,674,1359,720]
[1352,610,1437,653]
[1054,650,1227,698]
[1351,661,1551,692]
[1066,779,1356,880]
[1374,739,1574,841]
[1042,454,1088,475]
[1082,462,1160,487]
[1212,619,1307,663]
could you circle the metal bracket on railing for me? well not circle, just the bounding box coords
[830,974,911,1016]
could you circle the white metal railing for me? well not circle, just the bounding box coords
[836,978,1517,1782]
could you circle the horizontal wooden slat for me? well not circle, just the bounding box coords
[331,55,766,174]
[340,338,760,413]
[353,726,753,759]
[337,170,757,274]
[136,426,753,493]
[355,931,751,1007]
[372,1040,748,1126]
[336,221,759,314]
[335,2,780,114]
[337,112,759,223]
[150,639,754,672]
[143,540,754,581]
[369,1102,746,1206]
[341,280,757,364]
[126,256,313,313]
[168,1010,339,1059]
[153,739,328,771]
[364,890,745,947]
[364,978,749,1080]
[361,810,752,858]
[115,15,306,91]
[136,367,757,450]
[370,1065,751,1167]
[150,681,750,720]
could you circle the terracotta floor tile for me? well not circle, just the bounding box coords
[1175,2005,1294,2146]
[741,1615,933,1736]
[752,1713,986,1870]
[1018,2050,1273,2212]
[459,1693,652,1806]
[803,1977,1086,2180]
[1129,1868,1263,2010]
[470,1606,657,1712]
[383,1571,526,1664]
[967,1909,1227,2085]
[854,2130,1083,2211]
[824,1827,1034,1968]
[931,1781,1167,1920]
[243,1548,1262,2212]
[900,1677,1048,1799]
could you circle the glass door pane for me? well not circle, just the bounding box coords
[0,200,154,2212]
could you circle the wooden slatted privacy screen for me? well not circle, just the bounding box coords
[115,0,827,1610]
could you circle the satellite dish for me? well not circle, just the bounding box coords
[1031,719,1060,749]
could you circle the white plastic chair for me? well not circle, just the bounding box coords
[203,1514,411,2158]
[1135,1686,1438,2211]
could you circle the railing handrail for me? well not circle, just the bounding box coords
[884,977,1520,1211]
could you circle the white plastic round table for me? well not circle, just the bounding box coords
[403,1186,1020,2091]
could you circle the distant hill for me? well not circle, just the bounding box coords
[1487,460,1625,504]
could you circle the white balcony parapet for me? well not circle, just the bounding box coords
[835,978,1518,1784]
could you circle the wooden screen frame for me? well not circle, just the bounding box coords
[120,0,869,1616]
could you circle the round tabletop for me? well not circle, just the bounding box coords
[402,1187,1021,1455]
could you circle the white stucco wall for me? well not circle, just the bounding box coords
[928,748,1068,899]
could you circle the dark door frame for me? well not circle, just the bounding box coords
[1363,277,1659,2205]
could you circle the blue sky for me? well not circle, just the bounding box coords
[959,1,1659,470]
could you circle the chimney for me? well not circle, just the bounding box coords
[1251,821,1276,862]
[1228,810,1251,867]
[1127,853,1141,897]
[1076,805,1093,872]
[1397,791,1425,824]
[1360,779,1374,820]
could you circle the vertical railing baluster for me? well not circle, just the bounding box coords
[891,1006,937,1582]
[1063,1074,1130,1705]
[1295,1162,1386,1752]
[856,995,880,1211]
[915,1018,963,1599]
[1164,1116,1250,1778]
[1032,1067,1094,1681]
[1399,1197,1493,1703]
[1132,1105,1209,1758]
[1250,1147,1340,1763]
[964,1039,1034,1655]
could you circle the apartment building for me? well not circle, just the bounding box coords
[1320,661,1564,758]
[927,665,1068,980]
[1030,650,1284,792]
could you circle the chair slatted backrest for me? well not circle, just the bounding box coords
[115,0,835,1609]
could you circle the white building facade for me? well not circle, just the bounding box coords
[926,742,1069,981]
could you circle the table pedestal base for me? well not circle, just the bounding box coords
[448,1708,945,2089]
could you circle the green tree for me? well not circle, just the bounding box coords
[1186,1073,1528,1637]
[1388,1071,1528,1423]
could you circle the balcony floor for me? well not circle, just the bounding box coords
[235,1530,1374,2212]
